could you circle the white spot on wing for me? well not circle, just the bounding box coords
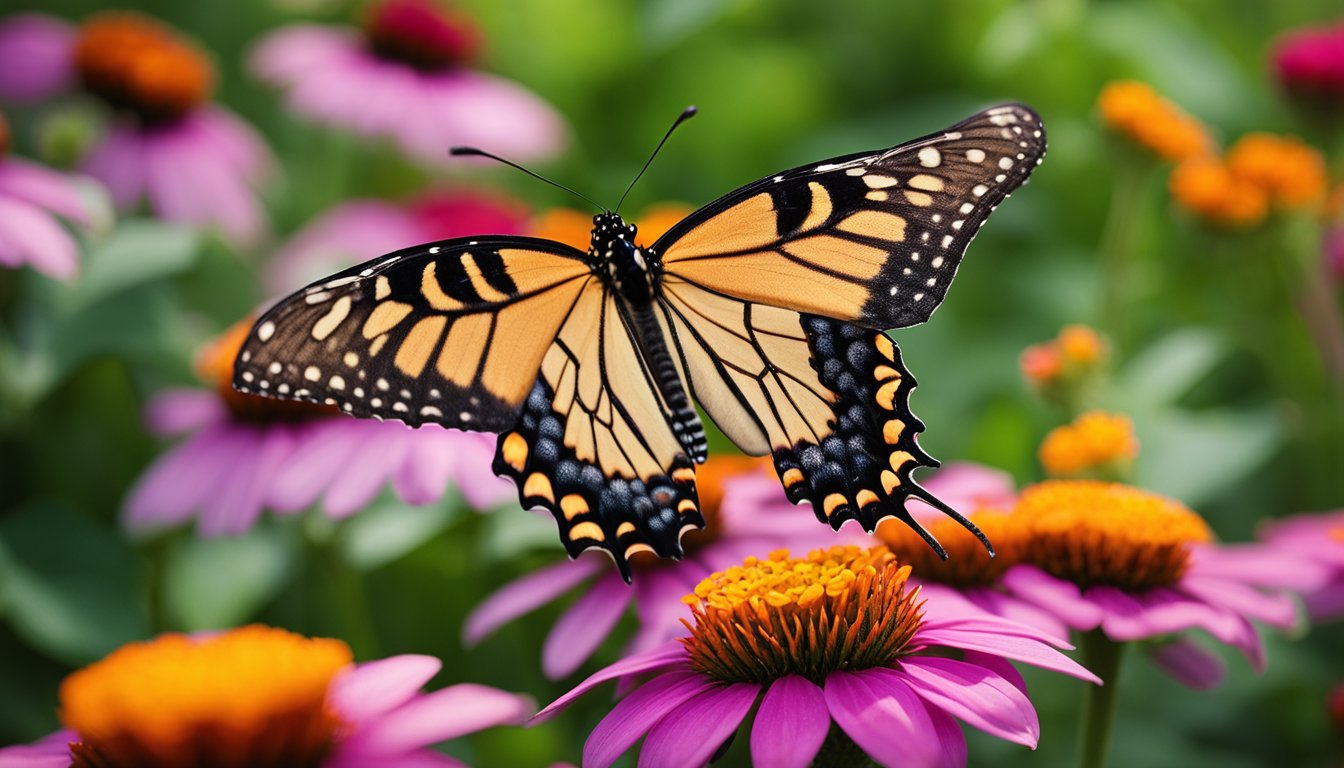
[257,322,275,342]
[918,147,941,168]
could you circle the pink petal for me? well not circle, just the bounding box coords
[1146,637,1226,690]
[924,701,968,768]
[463,555,602,645]
[123,423,245,530]
[1001,565,1105,630]
[824,669,943,768]
[82,123,146,210]
[329,655,441,723]
[583,670,716,768]
[0,158,98,227]
[961,650,1028,697]
[965,589,1072,642]
[0,13,74,102]
[199,425,295,536]
[625,566,697,656]
[450,432,517,509]
[0,728,77,768]
[340,684,530,756]
[1177,575,1298,630]
[750,675,829,768]
[533,642,688,722]
[543,571,634,679]
[266,419,363,512]
[250,25,358,83]
[419,71,566,164]
[392,431,455,506]
[637,682,758,768]
[264,200,422,294]
[919,615,1075,649]
[1305,584,1344,623]
[915,626,1100,684]
[909,461,1018,521]
[322,424,413,517]
[0,197,78,280]
[1190,544,1334,590]
[143,389,226,436]
[896,657,1038,747]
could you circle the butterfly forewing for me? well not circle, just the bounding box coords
[234,238,591,430]
[657,104,1046,329]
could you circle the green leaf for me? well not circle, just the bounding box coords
[0,502,148,666]
[1116,329,1226,408]
[163,523,297,631]
[338,495,461,571]
[1135,407,1280,508]
[56,219,199,313]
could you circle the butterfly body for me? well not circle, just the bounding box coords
[234,104,1047,581]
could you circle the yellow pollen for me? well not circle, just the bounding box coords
[1038,411,1139,479]
[1097,80,1211,162]
[200,317,336,424]
[681,546,924,685]
[878,509,1023,587]
[60,625,352,768]
[1016,481,1213,592]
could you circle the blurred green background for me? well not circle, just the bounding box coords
[1,0,1342,766]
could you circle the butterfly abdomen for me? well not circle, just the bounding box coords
[626,301,708,462]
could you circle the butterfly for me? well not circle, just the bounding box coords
[234,103,1046,581]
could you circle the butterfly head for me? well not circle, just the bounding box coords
[593,212,658,302]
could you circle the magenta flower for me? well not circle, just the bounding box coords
[1327,226,1344,284]
[0,625,531,768]
[251,0,565,167]
[535,546,1098,768]
[989,481,1320,690]
[1272,21,1344,102]
[464,455,870,680]
[1258,509,1344,623]
[265,188,528,294]
[124,318,513,537]
[0,112,108,281]
[0,11,273,246]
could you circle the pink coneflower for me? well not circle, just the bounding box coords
[0,11,272,246]
[1272,21,1344,102]
[264,188,529,294]
[0,624,531,768]
[535,545,1099,768]
[465,455,860,680]
[0,110,108,280]
[124,316,513,537]
[251,0,565,166]
[993,481,1316,690]
[1259,509,1344,623]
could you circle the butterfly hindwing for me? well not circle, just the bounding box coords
[234,237,592,431]
[495,284,700,580]
[657,104,1045,330]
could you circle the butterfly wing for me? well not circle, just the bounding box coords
[494,285,699,581]
[652,104,1045,551]
[657,104,1046,329]
[657,282,973,550]
[233,237,593,431]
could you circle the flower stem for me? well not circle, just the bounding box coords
[812,724,877,768]
[1097,150,1158,354]
[1078,630,1126,768]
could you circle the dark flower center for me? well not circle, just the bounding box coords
[363,0,479,72]
[74,12,213,123]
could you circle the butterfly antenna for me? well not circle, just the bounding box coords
[615,105,698,215]
[449,146,604,212]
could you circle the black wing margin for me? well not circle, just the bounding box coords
[658,103,1046,330]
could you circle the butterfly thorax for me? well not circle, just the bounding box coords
[592,213,660,305]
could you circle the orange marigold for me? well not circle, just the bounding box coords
[1225,133,1327,210]
[1169,156,1269,229]
[1098,81,1211,162]
[1039,410,1139,479]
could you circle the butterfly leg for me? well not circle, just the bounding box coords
[494,379,703,583]
[772,316,992,558]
